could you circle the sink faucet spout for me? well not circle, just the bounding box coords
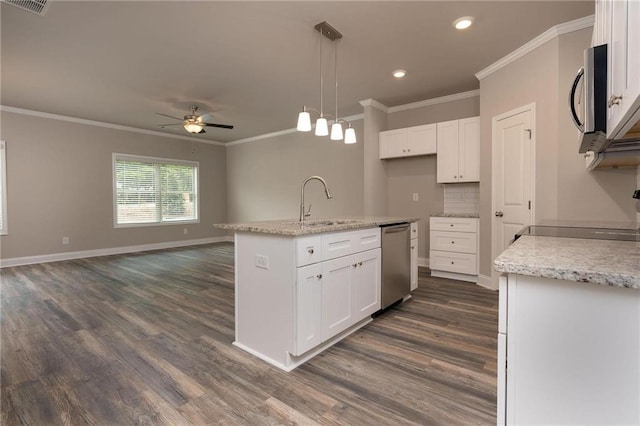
[300,176,332,223]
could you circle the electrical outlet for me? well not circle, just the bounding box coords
[183,228,188,235]
[412,193,419,201]
[62,237,69,245]
[255,254,269,269]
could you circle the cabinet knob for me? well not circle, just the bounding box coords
[451,261,455,265]
[316,274,322,279]
[411,245,415,249]
[450,224,454,227]
[451,241,455,244]
[495,211,504,217]
[308,248,314,254]
[460,175,463,178]
[358,262,363,266]
[608,94,622,108]
[353,263,358,268]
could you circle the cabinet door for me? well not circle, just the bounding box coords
[436,120,460,183]
[407,124,437,156]
[352,248,381,319]
[458,117,480,182]
[294,263,323,356]
[321,255,355,340]
[410,239,418,291]
[379,129,407,159]
[607,0,640,139]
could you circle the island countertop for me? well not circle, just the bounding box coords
[214,216,419,236]
[493,235,640,289]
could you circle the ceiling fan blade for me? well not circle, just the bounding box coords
[155,112,183,121]
[157,123,183,127]
[198,129,206,134]
[204,123,234,129]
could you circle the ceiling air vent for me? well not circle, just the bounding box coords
[1,0,50,16]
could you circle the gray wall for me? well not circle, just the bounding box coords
[384,97,479,261]
[0,111,228,259]
[225,120,364,223]
[479,27,638,281]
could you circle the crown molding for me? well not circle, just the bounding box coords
[0,105,226,146]
[476,15,595,80]
[387,89,480,113]
[359,99,389,112]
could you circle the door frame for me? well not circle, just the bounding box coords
[491,103,537,287]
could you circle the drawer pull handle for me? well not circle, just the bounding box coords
[316,274,322,279]
[308,248,314,254]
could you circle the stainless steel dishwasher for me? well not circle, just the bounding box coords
[380,222,411,310]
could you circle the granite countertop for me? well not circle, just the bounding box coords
[431,213,480,218]
[214,216,419,236]
[494,235,640,289]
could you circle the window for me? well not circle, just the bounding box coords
[0,140,7,235]
[113,154,198,226]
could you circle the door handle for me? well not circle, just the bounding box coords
[495,211,504,217]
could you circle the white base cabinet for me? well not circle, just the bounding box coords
[235,227,381,371]
[429,216,478,282]
[410,222,418,291]
[498,273,640,425]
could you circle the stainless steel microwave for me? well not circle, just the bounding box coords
[569,44,608,153]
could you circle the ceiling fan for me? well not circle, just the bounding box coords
[156,105,234,134]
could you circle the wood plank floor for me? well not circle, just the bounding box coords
[1,243,498,425]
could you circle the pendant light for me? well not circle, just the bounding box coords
[296,21,356,144]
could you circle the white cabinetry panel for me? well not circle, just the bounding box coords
[429,217,479,280]
[294,263,322,355]
[437,117,480,183]
[379,124,436,159]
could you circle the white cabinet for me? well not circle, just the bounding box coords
[436,117,480,183]
[498,273,640,425]
[295,263,322,355]
[410,222,418,291]
[235,227,381,371]
[605,0,640,139]
[429,216,478,282]
[379,123,437,159]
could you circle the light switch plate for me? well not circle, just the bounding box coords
[412,193,419,201]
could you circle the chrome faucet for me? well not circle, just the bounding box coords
[300,176,333,223]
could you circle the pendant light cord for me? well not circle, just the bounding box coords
[334,39,339,123]
[319,33,323,117]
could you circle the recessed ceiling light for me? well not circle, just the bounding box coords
[393,69,407,79]
[453,16,474,30]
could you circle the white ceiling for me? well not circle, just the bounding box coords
[1,1,594,143]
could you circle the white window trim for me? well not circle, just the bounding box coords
[112,153,200,228]
[0,140,7,235]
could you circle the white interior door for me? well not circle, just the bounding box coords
[493,105,535,262]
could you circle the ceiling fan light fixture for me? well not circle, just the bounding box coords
[393,69,407,79]
[297,108,312,132]
[184,122,204,134]
[330,121,343,141]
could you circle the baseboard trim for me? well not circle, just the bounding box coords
[418,257,429,268]
[476,274,496,291]
[0,236,234,268]
[430,270,478,283]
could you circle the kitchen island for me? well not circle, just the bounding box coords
[215,216,418,371]
[494,233,640,425]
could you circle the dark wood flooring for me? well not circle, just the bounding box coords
[1,243,498,425]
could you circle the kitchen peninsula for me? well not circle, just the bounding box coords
[493,228,640,425]
[215,216,418,371]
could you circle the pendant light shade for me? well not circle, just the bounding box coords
[296,21,356,144]
[297,109,312,132]
[315,117,329,136]
[330,122,343,140]
[344,125,357,144]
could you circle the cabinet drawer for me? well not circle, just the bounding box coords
[430,230,477,254]
[430,217,478,233]
[410,222,418,239]
[429,250,477,275]
[296,235,322,266]
[322,227,380,261]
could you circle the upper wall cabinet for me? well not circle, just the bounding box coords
[595,0,640,139]
[436,116,480,183]
[379,123,437,159]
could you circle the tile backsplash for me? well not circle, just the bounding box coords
[444,183,480,215]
